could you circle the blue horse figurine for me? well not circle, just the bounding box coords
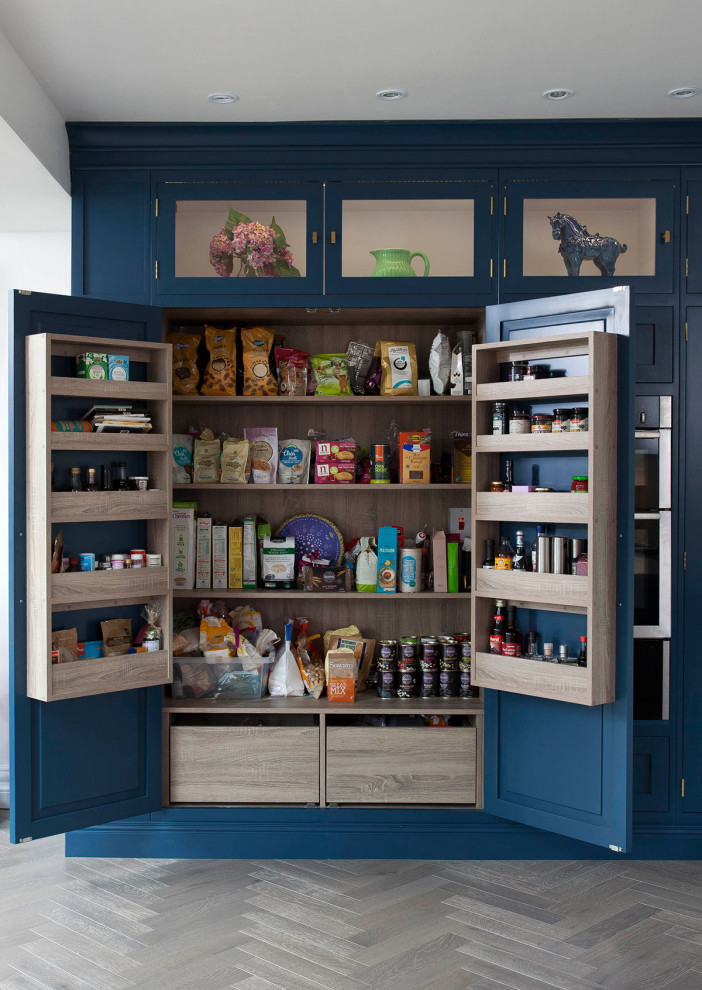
[548,212,627,276]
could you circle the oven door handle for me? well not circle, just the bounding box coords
[662,641,670,721]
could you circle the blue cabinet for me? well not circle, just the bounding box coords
[634,306,675,384]
[685,176,702,295]
[501,173,677,296]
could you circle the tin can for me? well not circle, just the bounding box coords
[79,552,95,572]
[370,444,391,484]
[399,637,419,666]
[397,669,417,699]
[399,549,422,593]
[419,669,439,697]
[377,669,396,699]
[377,640,398,669]
[130,549,146,568]
[439,669,459,697]
[420,637,439,669]
[439,638,459,669]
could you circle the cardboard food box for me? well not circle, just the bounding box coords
[326,651,357,702]
[196,517,212,589]
[242,515,257,589]
[212,524,227,589]
[315,441,358,463]
[432,530,448,593]
[376,525,398,593]
[228,526,243,589]
[314,461,356,484]
[452,434,472,484]
[172,505,196,589]
[399,430,431,484]
[108,355,130,381]
[76,352,108,380]
[303,564,353,592]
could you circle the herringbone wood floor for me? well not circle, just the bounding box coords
[2,815,702,990]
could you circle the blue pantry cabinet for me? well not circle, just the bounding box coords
[9,118,701,857]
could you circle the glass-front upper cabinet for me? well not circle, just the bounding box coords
[155,181,324,299]
[324,179,495,297]
[502,175,676,295]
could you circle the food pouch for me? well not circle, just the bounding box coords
[375,340,418,396]
[168,331,201,395]
[310,353,351,396]
[201,325,237,395]
[241,326,277,395]
[275,347,309,396]
[101,618,133,657]
[355,536,378,592]
[277,438,311,484]
[220,438,249,484]
[199,615,232,656]
[193,431,221,484]
[428,330,451,395]
[346,340,375,395]
[51,628,79,664]
[268,622,305,697]
[173,434,194,484]
[244,427,278,483]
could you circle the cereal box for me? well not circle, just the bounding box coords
[228,526,243,589]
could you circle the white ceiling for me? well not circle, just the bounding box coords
[0,0,701,232]
[0,0,701,122]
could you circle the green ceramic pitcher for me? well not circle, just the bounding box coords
[370,248,430,277]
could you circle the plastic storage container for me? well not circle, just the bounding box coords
[171,658,274,700]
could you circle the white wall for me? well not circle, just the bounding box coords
[0,232,71,807]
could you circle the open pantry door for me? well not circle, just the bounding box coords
[480,287,634,852]
[9,291,166,842]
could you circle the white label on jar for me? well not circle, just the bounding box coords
[570,416,589,432]
[509,419,530,434]
[143,639,161,652]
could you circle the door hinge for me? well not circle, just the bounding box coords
[155,260,159,280]
[490,196,494,216]
[608,844,623,853]
[684,550,687,570]
[155,198,159,218]
[682,778,685,797]
[686,258,689,278]
[490,259,494,278]
[503,196,507,216]
[18,289,32,295]
[503,259,507,278]
[19,836,32,843]
[686,321,689,342]
[687,194,690,215]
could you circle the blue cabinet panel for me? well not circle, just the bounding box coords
[10,291,164,842]
[634,306,674,384]
[72,170,151,303]
[686,178,702,295]
[633,736,670,813]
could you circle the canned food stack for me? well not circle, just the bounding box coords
[376,635,478,700]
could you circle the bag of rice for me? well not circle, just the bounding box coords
[201,325,237,395]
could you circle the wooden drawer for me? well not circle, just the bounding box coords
[170,724,319,804]
[326,726,476,805]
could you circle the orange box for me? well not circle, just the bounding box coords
[326,651,356,702]
[399,430,431,484]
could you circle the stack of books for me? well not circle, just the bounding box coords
[83,405,152,433]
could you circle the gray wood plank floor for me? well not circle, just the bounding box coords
[2,814,702,990]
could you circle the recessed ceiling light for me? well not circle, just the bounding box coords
[668,87,700,99]
[376,89,407,101]
[208,92,239,104]
[542,88,575,101]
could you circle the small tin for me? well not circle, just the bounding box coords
[439,638,459,669]
[399,637,419,666]
[439,669,459,697]
[377,640,398,669]
[377,669,396,699]
[419,669,439,697]
[397,670,417,699]
[79,552,95,572]
[420,637,439,669]
[370,444,392,484]
[130,549,146,568]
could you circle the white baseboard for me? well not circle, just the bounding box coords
[0,765,9,809]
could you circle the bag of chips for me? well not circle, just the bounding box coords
[201,325,237,395]
[310,354,351,396]
[241,326,277,395]
[168,331,201,395]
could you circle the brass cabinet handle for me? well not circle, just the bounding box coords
[312,231,318,244]
[330,231,337,245]
[661,229,671,243]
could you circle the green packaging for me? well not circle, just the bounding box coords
[447,539,459,594]
[76,352,108,379]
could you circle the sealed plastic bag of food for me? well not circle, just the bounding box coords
[277,438,311,484]
[220,438,249,483]
[199,615,233,657]
[310,354,351,396]
[168,331,201,395]
[244,426,278,483]
[275,346,309,396]
[355,536,378,592]
[193,429,221,483]
[296,620,325,699]
[428,330,451,395]
[268,621,304,696]
[201,325,237,395]
[375,340,418,396]
[241,326,277,395]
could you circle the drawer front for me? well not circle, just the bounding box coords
[170,725,319,803]
[326,726,476,805]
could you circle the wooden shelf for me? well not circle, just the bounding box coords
[473,652,591,705]
[52,489,169,522]
[174,483,468,491]
[164,695,483,715]
[51,432,169,451]
[173,394,471,406]
[173,589,471,600]
[474,569,588,611]
[475,376,590,403]
[50,376,169,400]
[474,491,589,523]
[52,650,171,702]
[475,433,589,452]
[52,567,169,609]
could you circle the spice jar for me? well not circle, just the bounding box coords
[509,408,531,434]
[531,413,553,433]
[508,361,528,382]
[490,481,505,493]
[524,363,547,380]
[492,401,508,435]
[570,407,589,432]
[571,476,589,493]
[552,408,572,432]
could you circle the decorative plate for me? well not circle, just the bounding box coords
[275,513,344,566]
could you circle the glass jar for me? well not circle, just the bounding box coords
[509,408,531,434]
[571,476,589,493]
[531,413,553,433]
[524,363,548,380]
[570,407,589,432]
[490,481,505,493]
[552,408,572,433]
[492,401,508,435]
[508,361,528,382]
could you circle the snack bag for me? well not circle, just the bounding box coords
[241,326,277,395]
[101,618,133,657]
[201,325,237,395]
[310,354,351,396]
[295,621,325,700]
[275,347,309,396]
[220,438,249,484]
[244,427,278,483]
[199,615,232,657]
[168,331,201,395]
[355,537,378,592]
[375,340,418,396]
[277,439,311,484]
[140,602,162,652]
[268,622,305,697]
[173,434,194,484]
[193,430,221,484]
